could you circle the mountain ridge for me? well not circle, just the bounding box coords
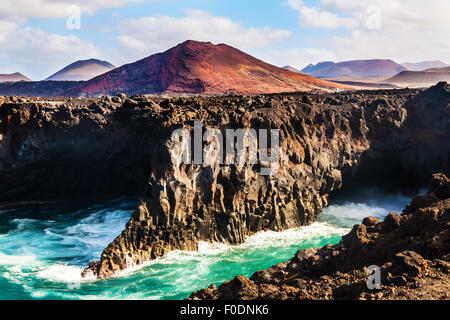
[45,59,115,81]
[282,65,302,73]
[67,40,346,97]
[386,66,450,87]
[301,62,335,75]
[401,60,449,71]
[0,72,31,83]
[301,59,406,78]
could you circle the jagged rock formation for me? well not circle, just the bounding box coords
[0,83,448,279]
[189,173,450,300]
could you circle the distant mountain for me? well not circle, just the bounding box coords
[0,72,30,83]
[401,61,449,72]
[301,62,334,75]
[301,60,406,78]
[67,40,345,97]
[46,59,115,81]
[423,66,450,73]
[386,66,450,88]
[282,65,301,73]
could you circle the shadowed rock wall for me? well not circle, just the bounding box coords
[0,83,448,278]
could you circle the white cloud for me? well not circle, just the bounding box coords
[319,0,449,29]
[285,0,450,64]
[114,9,292,60]
[0,20,18,43]
[0,0,140,79]
[286,0,358,29]
[0,26,102,80]
[0,0,141,19]
[257,47,337,70]
[329,28,450,63]
[299,6,357,29]
[324,0,450,62]
[283,0,303,10]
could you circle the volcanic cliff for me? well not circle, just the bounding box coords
[0,82,448,279]
[189,173,450,300]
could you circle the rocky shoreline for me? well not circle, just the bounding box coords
[0,83,448,279]
[189,173,450,300]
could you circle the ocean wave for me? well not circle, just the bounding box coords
[0,251,37,266]
[320,195,411,228]
[0,196,407,300]
[36,264,85,282]
[323,202,387,220]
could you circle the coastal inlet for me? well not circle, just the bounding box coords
[0,193,410,299]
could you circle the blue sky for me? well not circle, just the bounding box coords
[0,0,449,79]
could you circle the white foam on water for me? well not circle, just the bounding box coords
[320,194,412,229]
[0,252,37,266]
[36,264,85,282]
[10,218,40,232]
[30,290,48,298]
[0,252,45,295]
[244,222,348,248]
[197,241,230,253]
[0,251,87,286]
[323,203,387,220]
[109,260,154,279]
[189,222,348,256]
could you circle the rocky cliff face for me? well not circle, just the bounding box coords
[0,83,448,279]
[189,173,450,300]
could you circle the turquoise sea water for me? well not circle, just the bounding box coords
[0,193,410,300]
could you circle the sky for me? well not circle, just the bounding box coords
[0,0,449,80]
